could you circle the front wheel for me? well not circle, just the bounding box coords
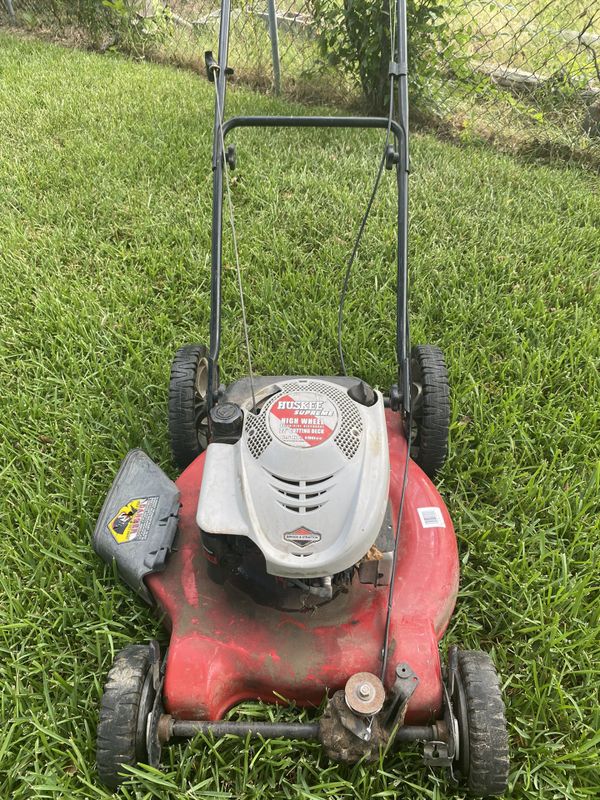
[96,644,156,789]
[451,649,510,796]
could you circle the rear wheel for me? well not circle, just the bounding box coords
[452,649,510,797]
[168,343,210,470]
[410,345,450,478]
[97,644,156,790]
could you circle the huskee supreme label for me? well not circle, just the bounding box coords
[268,392,339,448]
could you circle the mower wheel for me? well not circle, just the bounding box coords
[96,644,156,790]
[453,650,510,797]
[410,345,450,479]
[168,343,209,470]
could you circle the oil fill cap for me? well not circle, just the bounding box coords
[210,402,243,442]
[348,380,377,407]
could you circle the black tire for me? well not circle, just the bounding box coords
[97,644,156,790]
[410,345,450,479]
[168,343,209,470]
[453,650,510,797]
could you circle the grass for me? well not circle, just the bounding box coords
[7,2,600,164]
[0,30,599,800]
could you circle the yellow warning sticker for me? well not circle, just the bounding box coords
[108,496,158,544]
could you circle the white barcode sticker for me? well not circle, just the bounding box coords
[417,507,446,529]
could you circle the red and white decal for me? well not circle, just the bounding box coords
[283,527,322,548]
[268,391,338,448]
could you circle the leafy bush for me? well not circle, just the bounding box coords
[16,0,116,40]
[309,0,457,112]
[12,0,173,53]
[102,0,174,57]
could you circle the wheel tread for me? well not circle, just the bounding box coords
[168,343,208,470]
[96,644,154,790]
[411,345,450,478]
[458,650,510,797]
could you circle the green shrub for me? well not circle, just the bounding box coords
[101,0,174,57]
[309,0,456,112]
[35,0,115,37]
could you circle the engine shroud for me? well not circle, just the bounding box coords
[146,410,459,722]
[197,378,390,578]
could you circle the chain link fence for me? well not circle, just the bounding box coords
[2,0,599,161]
[438,0,600,159]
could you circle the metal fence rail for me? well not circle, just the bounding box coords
[1,0,599,160]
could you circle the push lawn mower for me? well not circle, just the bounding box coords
[93,0,509,794]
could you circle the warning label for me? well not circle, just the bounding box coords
[108,496,159,544]
[268,391,338,448]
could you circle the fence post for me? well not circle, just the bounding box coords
[5,0,16,23]
[267,0,281,95]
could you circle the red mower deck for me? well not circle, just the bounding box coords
[147,411,459,722]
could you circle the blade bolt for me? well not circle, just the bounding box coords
[358,683,372,699]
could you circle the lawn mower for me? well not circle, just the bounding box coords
[92,0,509,793]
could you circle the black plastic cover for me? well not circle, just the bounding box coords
[210,401,244,442]
[93,449,180,605]
[347,380,377,407]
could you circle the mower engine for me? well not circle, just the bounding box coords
[198,377,392,596]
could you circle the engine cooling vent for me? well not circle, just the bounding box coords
[268,471,334,513]
[283,379,363,460]
[245,412,272,459]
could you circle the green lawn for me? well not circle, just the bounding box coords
[1,31,599,800]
